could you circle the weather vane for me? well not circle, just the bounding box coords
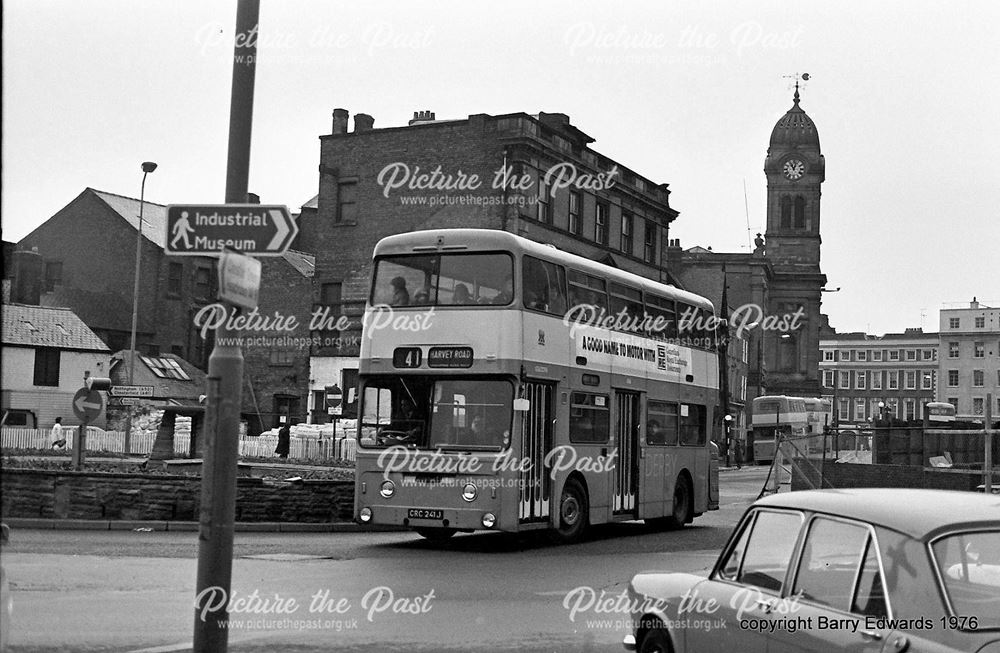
[782,72,811,96]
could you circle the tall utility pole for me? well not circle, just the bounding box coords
[192,1,258,651]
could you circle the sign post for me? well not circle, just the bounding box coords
[165,205,297,257]
[986,393,993,494]
[192,1,260,651]
[71,377,110,470]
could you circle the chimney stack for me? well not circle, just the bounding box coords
[332,108,349,135]
[971,296,979,309]
[408,110,436,125]
[354,113,374,132]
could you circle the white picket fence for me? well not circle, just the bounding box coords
[1,427,356,463]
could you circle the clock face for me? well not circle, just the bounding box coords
[783,159,805,180]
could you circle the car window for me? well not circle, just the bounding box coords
[793,517,868,611]
[733,510,803,592]
[718,516,754,581]
[932,529,1000,628]
[852,536,889,618]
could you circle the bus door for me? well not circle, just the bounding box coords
[518,381,554,524]
[613,390,641,515]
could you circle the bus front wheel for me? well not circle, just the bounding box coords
[552,478,589,543]
[664,475,692,529]
[414,527,456,541]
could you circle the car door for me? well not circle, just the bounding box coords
[683,508,804,653]
[767,516,895,653]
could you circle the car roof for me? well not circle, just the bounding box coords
[754,489,1000,539]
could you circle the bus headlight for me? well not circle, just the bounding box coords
[461,483,478,502]
[359,507,372,523]
[379,480,396,498]
[482,512,496,528]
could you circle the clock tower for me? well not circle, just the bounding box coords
[762,84,827,397]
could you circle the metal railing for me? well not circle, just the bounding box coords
[1,427,356,463]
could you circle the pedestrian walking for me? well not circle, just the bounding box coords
[275,422,291,459]
[50,417,67,449]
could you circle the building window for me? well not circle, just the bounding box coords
[974,342,985,358]
[856,371,867,389]
[872,371,882,390]
[975,316,985,328]
[948,342,959,358]
[905,399,915,421]
[168,262,183,296]
[921,371,933,390]
[856,350,867,361]
[947,397,959,410]
[269,350,294,366]
[595,202,609,245]
[949,317,960,329]
[840,371,851,389]
[194,266,213,300]
[537,181,552,224]
[840,350,851,361]
[793,196,806,229]
[823,350,834,362]
[888,371,898,390]
[620,211,633,255]
[568,191,582,235]
[780,196,791,229]
[905,371,916,390]
[872,350,882,362]
[948,370,959,387]
[823,370,834,387]
[44,261,63,291]
[337,181,357,223]
[33,348,60,386]
[889,350,900,361]
[643,220,657,263]
[997,369,1000,386]
[838,398,850,421]
[973,370,984,387]
[922,349,934,360]
[905,349,916,361]
[973,397,984,415]
[855,399,866,421]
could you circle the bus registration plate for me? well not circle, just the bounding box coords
[408,508,444,520]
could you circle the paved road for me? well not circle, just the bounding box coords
[2,467,768,652]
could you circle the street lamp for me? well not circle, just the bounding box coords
[723,414,734,467]
[125,161,157,454]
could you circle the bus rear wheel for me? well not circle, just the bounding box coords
[414,527,456,541]
[664,475,692,530]
[552,478,589,543]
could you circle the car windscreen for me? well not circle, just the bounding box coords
[931,529,1000,628]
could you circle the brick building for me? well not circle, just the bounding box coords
[819,328,939,427]
[938,298,1000,420]
[13,188,316,434]
[305,109,680,418]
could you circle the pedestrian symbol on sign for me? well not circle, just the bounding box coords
[171,211,195,250]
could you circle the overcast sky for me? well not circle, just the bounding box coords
[3,0,998,335]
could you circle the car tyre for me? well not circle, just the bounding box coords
[638,626,673,653]
[664,475,692,530]
[552,478,589,543]
[414,527,456,540]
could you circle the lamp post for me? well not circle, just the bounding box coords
[124,161,157,454]
[723,414,734,467]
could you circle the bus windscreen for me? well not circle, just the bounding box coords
[372,253,513,307]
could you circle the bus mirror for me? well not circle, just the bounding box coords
[513,398,530,412]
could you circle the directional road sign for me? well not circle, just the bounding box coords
[218,249,262,309]
[164,204,298,256]
[72,387,104,421]
[110,385,154,398]
[109,397,143,407]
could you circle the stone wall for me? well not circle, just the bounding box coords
[1,469,354,522]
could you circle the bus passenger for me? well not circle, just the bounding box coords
[492,276,513,305]
[453,283,472,304]
[413,287,431,305]
[390,277,410,306]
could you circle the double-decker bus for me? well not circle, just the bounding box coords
[353,229,719,542]
[750,395,832,463]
